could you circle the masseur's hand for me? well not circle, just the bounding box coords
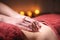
[0,14,41,32]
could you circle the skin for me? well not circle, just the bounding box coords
[0,2,58,40]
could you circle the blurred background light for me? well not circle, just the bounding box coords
[34,9,40,15]
[20,11,25,16]
[27,11,32,17]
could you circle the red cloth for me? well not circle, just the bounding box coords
[34,14,60,40]
[0,21,27,40]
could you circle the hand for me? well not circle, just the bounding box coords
[0,14,40,32]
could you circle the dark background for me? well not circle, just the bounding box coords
[0,0,60,13]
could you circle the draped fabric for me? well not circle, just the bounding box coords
[0,21,27,40]
[34,13,60,40]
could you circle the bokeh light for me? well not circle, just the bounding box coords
[27,11,32,17]
[20,11,25,16]
[34,9,40,15]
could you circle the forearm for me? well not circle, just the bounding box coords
[0,2,26,18]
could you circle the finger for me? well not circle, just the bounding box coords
[18,22,33,30]
[15,24,32,32]
[24,17,35,23]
